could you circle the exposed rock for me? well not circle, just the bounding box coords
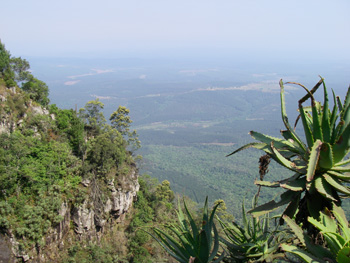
[2,168,139,262]
[0,234,15,263]
[9,87,16,94]
[31,106,49,116]
[72,200,95,234]
[81,178,91,187]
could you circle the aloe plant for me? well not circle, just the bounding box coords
[281,205,350,262]
[149,197,225,263]
[219,195,286,262]
[228,78,350,227]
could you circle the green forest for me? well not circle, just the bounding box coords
[1,41,350,263]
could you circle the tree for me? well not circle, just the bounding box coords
[155,180,175,203]
[0,40,10,76]
[10,57,32,83]
[110,106,132,135]
[21,77,50,106]
[86,128,126,176]
[79,99,106,136]
[0,41,16,87]
[110,106,140,151]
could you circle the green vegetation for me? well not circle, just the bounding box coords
[151,79,350,263]
[2,42,350,262]
[58,175,180,263]
[281,205,350,263]
[229,78,350,232]
[110,106,141,151]
[218,195,286,262]
[151,197,224,263]
[0,42,144,259]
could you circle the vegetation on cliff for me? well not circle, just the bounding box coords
[0,41,143,261]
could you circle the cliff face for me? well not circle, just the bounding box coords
[0,171,139,262]
[0,84,140,262]
[41,170,139,262]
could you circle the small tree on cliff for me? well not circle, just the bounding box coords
[110,106,140,151]
[79,99,106,136]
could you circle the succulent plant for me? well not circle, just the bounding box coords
[218,195,286,262]
[149,197,225,263]
[281,205,350,263]
[228,78,350,227]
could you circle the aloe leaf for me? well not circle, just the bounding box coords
[332,120,345,147]
[280,129,293,141]
[198,230,209,261]
[320,208,338,232]
[201,197,210,246]
[177,199,188,231]
[249,130,298,151]
[226,142,267,157]
[340,105,350,135]
[280,80,307,152]
[183,199,199,241]
[255,173,301,189]
[327,170,350,182]
[283,215,306,245]
[242,199,250,238]
[306,140,322,182]
[282,194,300,221]
[319,142,334,169]
[321,79,332,142]
[284,215,335,260]
[332,205,350,240]
[332,122,350,163]
[334,158,350,167]
[270,142,305,173]
[323,232,346,253]
[280,244,327,263]
[342,85,350,116]
[249,190,299,217]
[329,89,339,143]
[330,165,350,172]
[299,103,315,149]
[337,247,350,263]
[323,173,350,195]
[314,176,338,201]
[206,198,221,248]
[254,180,280,187]
[208,224,222,262]
[312,100,323,141]
[337,96,349,114]
[280,177,306,191]
[167,226,196,254]
[151,229,189,262]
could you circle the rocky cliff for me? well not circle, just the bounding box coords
[0,83,140,262]
[0,171,139,262]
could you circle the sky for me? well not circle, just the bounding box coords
[1,0,349,60]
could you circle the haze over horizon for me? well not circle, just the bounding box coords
[1,0,349,62]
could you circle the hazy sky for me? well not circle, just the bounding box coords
[1,0,349,60]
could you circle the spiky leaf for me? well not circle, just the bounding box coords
[306,140,322,182]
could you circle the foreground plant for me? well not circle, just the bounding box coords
[228,78,350,228]
[219,195,286,262]
[281,205,350,262]
[149,197,225,263]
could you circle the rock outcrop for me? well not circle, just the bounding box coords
[6,168,139,262]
